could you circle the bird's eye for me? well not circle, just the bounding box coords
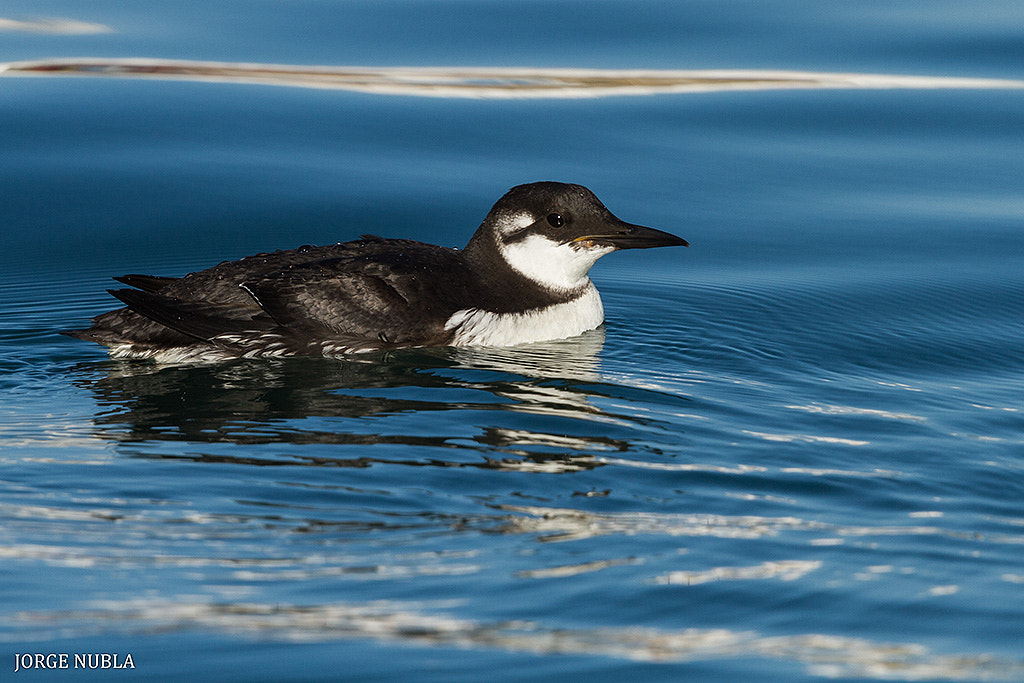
[547,213,564,228]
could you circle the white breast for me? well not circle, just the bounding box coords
[445,283,605,347]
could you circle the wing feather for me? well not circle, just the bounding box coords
[112,274,179,292]
[108,288,273,342]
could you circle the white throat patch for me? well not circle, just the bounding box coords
[499,233,614,292]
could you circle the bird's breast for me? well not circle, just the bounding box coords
[444,283,604,347]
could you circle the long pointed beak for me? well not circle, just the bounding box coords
[573,221,689,250]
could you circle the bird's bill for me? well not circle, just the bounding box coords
[571,222,689,250]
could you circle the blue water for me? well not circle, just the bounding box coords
[3,2,1024,681]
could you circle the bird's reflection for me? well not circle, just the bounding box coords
[74,329,632,470]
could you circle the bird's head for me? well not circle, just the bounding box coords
[466,182,688,292]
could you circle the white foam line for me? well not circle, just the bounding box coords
[0,17,113,34]
[4,58,1024,98]
[785,403,927,423]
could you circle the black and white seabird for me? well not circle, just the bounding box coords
[65,182,688,362]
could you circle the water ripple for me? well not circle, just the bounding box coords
[4,58,1024,98]
[9,598,1023,680]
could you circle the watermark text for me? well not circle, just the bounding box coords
[14,653,135,672]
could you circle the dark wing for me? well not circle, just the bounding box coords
[241,242,473,348]
[113,274,179,292]
[61,306,198,347]
[66,238,475,355]
[106,288,274,341]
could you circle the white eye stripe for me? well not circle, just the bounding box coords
[497,210,538,235]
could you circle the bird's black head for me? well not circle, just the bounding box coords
[465,182,688,292]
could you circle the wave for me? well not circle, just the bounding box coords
[4,58,1024,98]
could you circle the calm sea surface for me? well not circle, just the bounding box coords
[2,2,1023,681]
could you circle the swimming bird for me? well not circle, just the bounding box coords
[65,182,688,362]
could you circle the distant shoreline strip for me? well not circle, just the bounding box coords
[4,58,1024,98]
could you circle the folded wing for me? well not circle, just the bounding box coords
[65,238,473,357]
